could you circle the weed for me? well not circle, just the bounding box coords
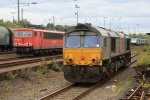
[5,72,16,80]
[37,66,48,74]
[132,45,150,68]
[116,76,133,90]
[49,58,60,72]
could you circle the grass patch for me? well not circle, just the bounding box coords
[116,76,133,90]
[37,66,49,74]
[132,45,150,69]
[143,83,150,88]
[5,72,16,80]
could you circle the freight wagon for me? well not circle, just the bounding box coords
[0,26,13,51]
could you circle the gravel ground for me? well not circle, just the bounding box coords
[0,70,70,100]
[82,59,138,100]
[0,55,139,100]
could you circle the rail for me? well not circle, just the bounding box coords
[0,51,15,55]
[0,55,62,74]
[40,55,139,100]
[0,55,62,68]
[39,83,74,100]
[127,83,142,100]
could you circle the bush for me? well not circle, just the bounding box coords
[49,59,60,72]
[134,45,150,69]
[137,53,150,67]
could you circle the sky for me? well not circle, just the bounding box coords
[0,0,150,34]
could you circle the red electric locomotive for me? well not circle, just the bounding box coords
[14,28,64,55]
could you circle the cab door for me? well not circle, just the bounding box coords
[34,31,42,50]
[39,32,42,49]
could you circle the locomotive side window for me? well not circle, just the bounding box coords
[44,32,63,39]
[66,36,80,48]
[127,39,130,50]
[34,31,38,37]
[103,37,106,47]
[84,36,99,48]
[111,37,116,52]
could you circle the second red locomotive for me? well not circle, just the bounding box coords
[14,28,64,55]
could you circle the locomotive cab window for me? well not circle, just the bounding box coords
[84,35,100,48]
[15,31,32,37]
[66,35,80,48]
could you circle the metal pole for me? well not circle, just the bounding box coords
[77,9,78,24]
[134,27,135,34]
[18,0,20,22]
[110,17,111,30]
[21,8,23,20]
[104,17,106,28]
[13,16,14,22]
[137,24,139,34]
[48,19,51,29]
[128,25,129,34]
[75,5,79,25]
[53,16,55,26]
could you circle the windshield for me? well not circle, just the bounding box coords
[15,31,32,37]
[84,36,99,48]
[66,36,80,48]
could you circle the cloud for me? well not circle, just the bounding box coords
[0,0,150,33]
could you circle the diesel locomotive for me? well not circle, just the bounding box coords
[0,26,14,51]
[63,23,131,83]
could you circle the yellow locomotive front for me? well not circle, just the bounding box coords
[63,24,104,83]
[63,48,102,66]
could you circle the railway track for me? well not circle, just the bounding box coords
[0,55,62,68]
[39,54,139,100]
[0,57,26,62]
[131,53,140,58]
[0,51,15,55]
[0,55,62,74]
[120,75,148,100]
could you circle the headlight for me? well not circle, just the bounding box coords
[65,57,73,63]
[92,57,100,63]
[27,43,32,46]
[92,58,96,62]
[14,43,20,46]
